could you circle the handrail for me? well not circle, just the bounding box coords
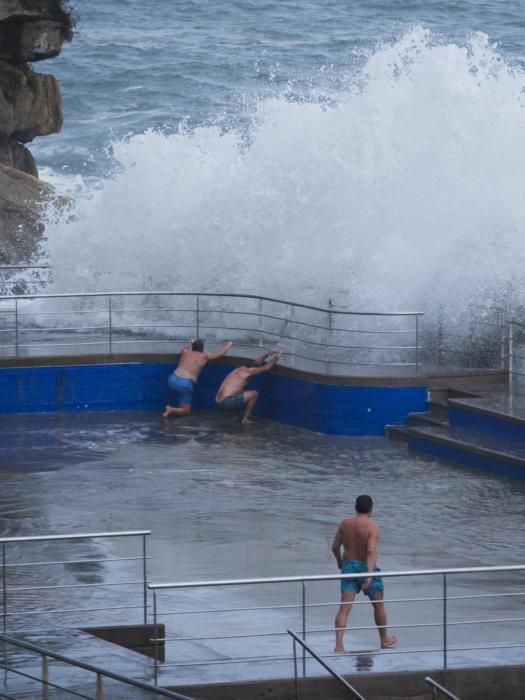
[425,676,461,700]
[1,531,150,633]
[0,529,150,544]
[287,629,366,700]
[0,290,423,317]
[148,563,525,589]
[0,632,195,700]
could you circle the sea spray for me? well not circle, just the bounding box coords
[40,28,525,333]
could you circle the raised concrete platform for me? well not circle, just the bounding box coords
[387,381,525,479]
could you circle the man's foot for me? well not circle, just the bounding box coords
[381,635,398,649]
[241,418,255,424]
[162,405,176,418]
[334,646,345,653]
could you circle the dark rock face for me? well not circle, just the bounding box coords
[0,0,73,264]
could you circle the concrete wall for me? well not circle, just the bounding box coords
[173,665,525,700]
[0,360,428,435]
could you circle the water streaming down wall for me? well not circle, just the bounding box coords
[23,28,525,358]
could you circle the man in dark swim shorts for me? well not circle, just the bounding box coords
[331,494,398,652]
[215,350,282,424]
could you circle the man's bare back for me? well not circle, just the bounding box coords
[335,516,379,564]
[176,349,208,383]
[215,367,252,402]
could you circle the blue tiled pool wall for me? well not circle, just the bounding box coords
[449,405,525,443]
[0,363,428,436]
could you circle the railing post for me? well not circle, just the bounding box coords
[14,299,19,357]
[108,297,113,355]
[301,581,306,678]
[289,305,295,368]
[196,295,200,339]
[96,672,104,700]
[142,534,148,625]
[416,315,420,375]
[443,573,448,670]
[325,301,332,375]
[153,590,159,686]
[42,654,49,700]
[508,321,514,390]
[2,543,7,633]
[258,298,263,347]
[293,639,299,700]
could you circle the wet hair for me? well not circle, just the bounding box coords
[192,339,204,352]
[355,495,373,514]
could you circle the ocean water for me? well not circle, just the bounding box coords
[26,1,525,318]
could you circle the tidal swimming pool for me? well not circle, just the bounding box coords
[1,411,525,684]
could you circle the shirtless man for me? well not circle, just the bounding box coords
[162,339,233,418]
[332,494,398,652]
[215,350,282,424]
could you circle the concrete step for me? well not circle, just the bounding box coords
[406,424,525,479]
[407,412,448,429]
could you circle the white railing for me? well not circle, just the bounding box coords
[148,564,525,685]
[0,291,423,375]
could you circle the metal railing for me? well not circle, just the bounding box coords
[425,676,461,700]
[288,629,366,700]
[0,291,423,375]
[1,531,150,634]
[148,564,525,686]
[0,632,195,700]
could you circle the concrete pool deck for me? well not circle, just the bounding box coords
[1,410,525,690]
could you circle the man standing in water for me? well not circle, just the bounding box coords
[332,495,398,652]
[163,339,233,418]
[215,349,282,424]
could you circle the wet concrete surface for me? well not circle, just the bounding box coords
[1,410,525,690]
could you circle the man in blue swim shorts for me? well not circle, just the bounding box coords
[162,338,233,418]
[331,494,398,652]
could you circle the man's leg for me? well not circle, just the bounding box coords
[368,592,398,648]
[334,591,356,652]
[162,403,191,418]
[241,390,258,424]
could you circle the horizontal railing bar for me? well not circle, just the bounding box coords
[0,265,50,270]
[0,634,195,700]
[6,603,147,617]
[156,589,525,619]
[0,663,91,700]
[6,555,148,568]
[162,642,525,670]
[149,564,525,589]
[8,579,145,592]
[0,291,424,317]
[0,530,150,544]
[158,612,525,643]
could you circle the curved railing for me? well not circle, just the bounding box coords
[0,291,423,375]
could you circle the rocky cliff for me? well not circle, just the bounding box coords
[0,0,73,264]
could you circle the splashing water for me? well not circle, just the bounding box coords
[40,28,525,324]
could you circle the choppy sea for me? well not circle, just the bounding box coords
[22,1,525,315]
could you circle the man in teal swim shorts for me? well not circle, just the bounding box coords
[331,494,398,652]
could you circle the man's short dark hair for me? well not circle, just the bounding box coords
[355,495,373,514]
[192,339,204,352]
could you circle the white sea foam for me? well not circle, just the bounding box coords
[41,28,525,322]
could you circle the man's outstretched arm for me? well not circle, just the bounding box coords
[246,352,283,375]
[206,341,234,361]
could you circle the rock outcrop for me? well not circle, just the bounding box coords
[0,0,73,264]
